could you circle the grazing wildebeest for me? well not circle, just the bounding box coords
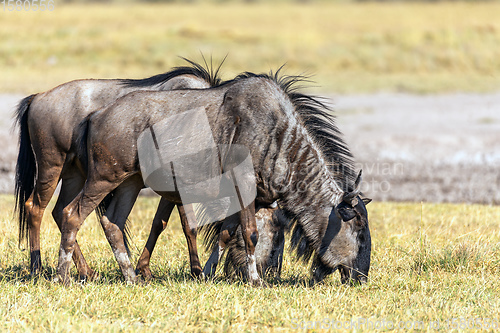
[199,73,372,285]
[54,70,371,286]
[14,59,220,279]
[195,200,286,281]
[222,203,287,280]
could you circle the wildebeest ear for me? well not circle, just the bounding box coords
[362,198,372,205]
[337,205,356,222]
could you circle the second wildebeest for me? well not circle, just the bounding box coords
[14,59,219,279]
[54,69,371,286]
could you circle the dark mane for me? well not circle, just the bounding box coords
[232,68,357,191]
[231,69,358,265]
[120,58,223,88]
[288,90,356,192]
[272,71,357,265]
[201,68,358,267]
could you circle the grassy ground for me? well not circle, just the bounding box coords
[0,194,499,331]
[2,2,500,94]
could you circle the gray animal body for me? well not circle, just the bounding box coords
[14,61,218,279]
[54,71,371,286]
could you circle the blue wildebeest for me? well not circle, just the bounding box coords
[14,59,284,282]
[220,202,287,280]
[54,69,371,286]
[14,60,219,279]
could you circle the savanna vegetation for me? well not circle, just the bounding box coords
[1,2,500,93]
[1,2,500,332]
[0,195,499,331]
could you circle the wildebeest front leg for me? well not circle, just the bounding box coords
[136,200,201,280]
[202,212,240,278]
[239,201,261,286]
[135,198,175,280]
[178,203,202,278]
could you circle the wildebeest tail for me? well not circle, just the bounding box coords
[195,201,227,253]
[223,229,246,279]
[199,219,225,253]
[76,114,92,174]
[14,94,37,246]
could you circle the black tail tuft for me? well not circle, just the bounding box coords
[200,220,224,253]
[14,94,37,246]
[95,193,112,225]
[195,201,229,253]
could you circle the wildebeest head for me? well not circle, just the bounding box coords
[312,170,372,285]
[224,201,287,280]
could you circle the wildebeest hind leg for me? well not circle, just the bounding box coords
[52,170,96,281]
[178,203,202,278]
[56,180,112,285]
[99,175,143,284]
[136,198,175,280]
[26,162,62,275]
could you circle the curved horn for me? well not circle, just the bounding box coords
[343,170,363,204]
[354,170,362,193]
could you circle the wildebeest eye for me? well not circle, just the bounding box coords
[337,205,356,222]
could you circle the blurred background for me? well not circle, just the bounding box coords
[1,0,499,203]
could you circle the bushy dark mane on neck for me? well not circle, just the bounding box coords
[288,90,356,192]
[120,57,223,88]
[233,68,357,265]
[233,68,356,191]
[200,68,358,266]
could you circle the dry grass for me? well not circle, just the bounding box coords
[0,194,499,331]
[1,2,500,94]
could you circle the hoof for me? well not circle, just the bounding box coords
[249,277,263,287]
[86,269,99,282]
[190,267,203,279]
[125,279,135,286]
[124,275,138,285]
[136,267,154,282]
[123,268,139,285]
[30,250,42,275]
[52,274,71,287]
[30,268,43,277]
[29,269,44,280]
[78,268,99,283]
[78,269,99,284]
[196,272,206,282]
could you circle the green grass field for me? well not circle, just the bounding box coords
[2,2,500,94]
[1,194,499,331]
